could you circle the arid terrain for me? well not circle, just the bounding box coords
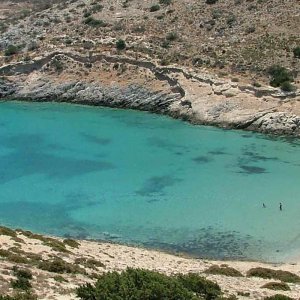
[0,0,299,135]
[1,227,300,299]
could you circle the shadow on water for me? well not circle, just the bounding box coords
[0,134,114,183]
[237,165,267,174]
[136,175,181,197]
[81,133,112,145]
[193,156,213,163]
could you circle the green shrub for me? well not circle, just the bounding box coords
[264,295,293,300]
[53,275,68,283]
[4,45,19,56]
[83,16,107,27]
[75,257,105,269]
[261,282,290,291]
[267,65,293,88]
[12,267,33,280]
[63,238,80,248]
[159,0,172,5]
[166,32,178,41]
[0,293,37,300]
[150,4,160,12]
[247,267,300,283]
[77,268,221,300]
[280,81,296,92]
[205,265,243,277]
[11,277,32,290]
[206,0,219,4]
[0,226,17,237]
[176,273,222,299]
[116,39,126,50]
[293,46,300,58]
[38,258,84,274]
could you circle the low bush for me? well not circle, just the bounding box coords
[267,65,293,88]
[116,39,126,50]
[83,17,107,27]
[293,46,300,58]
[53,275,68,283]
[63,238,80,248]
[205,265,243,277]
[76,268,222,300]
[264,295,293,300]
[150,4,160,12]
[261,282,290,291]
[159,0,172,4]
[11,277,32,290]
[12,267,33,280]
[0,293,37,300]
[280,81,296,92]
[247,267,300,283]
[4,45,19,56]
[176,273,222,299]
[166,32,178,41]
[75,257,105,269]
[0,226,17,237]
[38,258,84,274]
[206,0,219,4]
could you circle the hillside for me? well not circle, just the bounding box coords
[0,0,299,136]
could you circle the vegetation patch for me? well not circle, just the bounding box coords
[0,226,17,238]
[75,257,105,269]
[116,39,126,50]
[261,281,290,291]
[0,293,37,300]
[16,230,69,253]
[4,45,20,56]
[205,265,243,277]
[264,295,293,300]
[83,16,107,27]
[267,65,295,92]
[293,46,300,58]
[150,4,160,12]
[38,258,85,274]
[53,275,68,283]
[77,268,222,300]
[63,238,80,248]
[247,267,300,283]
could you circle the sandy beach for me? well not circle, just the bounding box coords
[1,228,300,299]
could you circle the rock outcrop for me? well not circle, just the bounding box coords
[0,52,300,137]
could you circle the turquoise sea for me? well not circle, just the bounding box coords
[0,101,300,262]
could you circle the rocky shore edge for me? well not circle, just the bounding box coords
[0,51,299,137]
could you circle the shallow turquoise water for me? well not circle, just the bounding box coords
[1,101,300,262]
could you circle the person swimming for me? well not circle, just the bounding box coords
[279,203,282,211]
[263,203,266,208]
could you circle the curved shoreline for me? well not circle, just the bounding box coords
[0,51,300,137]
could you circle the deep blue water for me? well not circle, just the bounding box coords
[1,101,300,262]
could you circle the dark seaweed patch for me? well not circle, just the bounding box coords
[193,156,213,163]
[0,134,114,183]
[81,133,111,145]
[243,151,278,162]
[147,137,187,152]
[136,175,180,197]
[208,149,227,155]
[238,165,267,174]
[143,227,262,260]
